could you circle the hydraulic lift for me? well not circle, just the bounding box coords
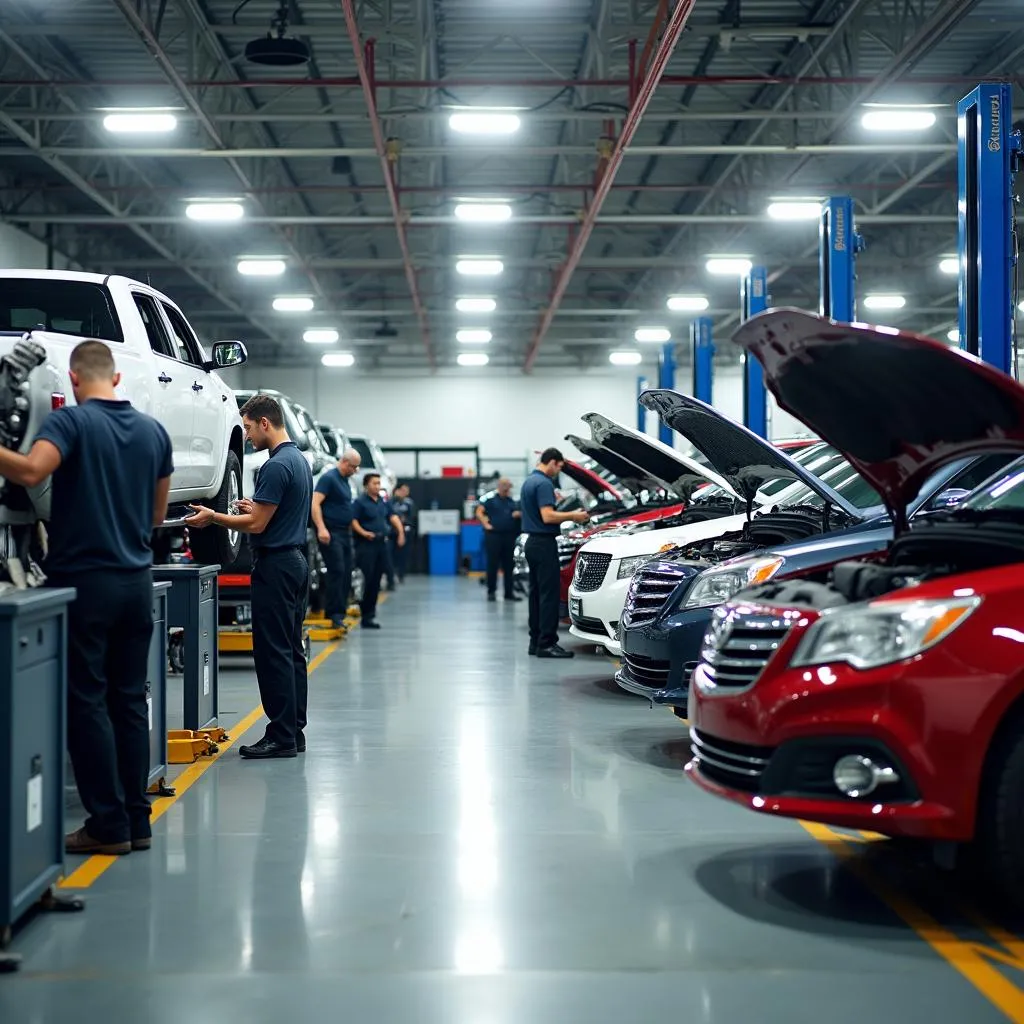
[819,195,863,323]
[690,316,714,408]
[740,265,769,438]
[217,572,320,659]
[957,82,1021,376]
[657,345,675,446]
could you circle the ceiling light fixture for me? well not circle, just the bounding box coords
[303,328,339,344]
[102,110,177,133]
[185,200,244,222]
[454,203,512,223]
[666,295,709,312]
[449,111,521,135]
[861,108,936,131]
[939,257,959,275]
[244,3,311,66]
[455,258,504,276]
[609,351,643,366]
[706,257,753,276]
[456,297,496,313]
[457,352,490,367]
[321,352,355,368]
[237,258,286,276]
[767,201,821,221]
[273,296,314,312]
[634,327,671,343]
[456,329,492,344]
[863,294,906,310]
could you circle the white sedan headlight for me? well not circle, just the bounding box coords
[684,556,785,609]
[791,596,981,670]
[617,554,652,579]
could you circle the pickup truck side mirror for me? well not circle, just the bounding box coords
[206,340,247,371]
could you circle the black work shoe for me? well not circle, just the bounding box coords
[361,620,382,630]
[296,732,306,754]
[537,644,575,659]
[487,593,497,602]
[239,738,297,759]
[131,836,153,851]
[505,594,523,602]
[528,644,538,656]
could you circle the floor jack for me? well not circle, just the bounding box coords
[166,725,230,765]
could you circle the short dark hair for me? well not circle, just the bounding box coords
[363,472,381,487]
[70,340,115,382]
[539,447,564,465]
[239,393,284,428]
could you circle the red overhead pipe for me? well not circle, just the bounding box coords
[636,0,669,84]
[339,0,433,368]
[627,39,638,106]
[522,0,697,372]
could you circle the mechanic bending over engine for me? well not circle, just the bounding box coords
[0,340,174,856]
[186,394,313,760]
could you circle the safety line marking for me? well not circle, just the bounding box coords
[59,639,342,891]
[799,820,1024,1022]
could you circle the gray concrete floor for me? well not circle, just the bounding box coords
[2,577,1021,1021]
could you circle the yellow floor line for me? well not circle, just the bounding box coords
[799,820,1024,1021]
[60,640,342,891]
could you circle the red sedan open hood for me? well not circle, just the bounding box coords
[731,309,1024,518]
[561,460,623,502]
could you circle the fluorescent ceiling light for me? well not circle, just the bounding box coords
[767,201,821,221]
[947,328,960,343]
[449,111,521,135]
[863,294,906,310]
[939,257,959,275]
[706,257,753,276]
[303,328,339,344]
[273,296,314,312]
[103,111,177,133]
[456,258,504,276]
[634,327,671,343]
[609,351,643,366]
[666,295,709,312]
[456,297,496,313]
[237,258,285,277]
[185,201,244,222]
[456,329,492,344]
[861,109,936,131]
[322,352,355,368]
[457,352,490,367]
[454,203,512,223]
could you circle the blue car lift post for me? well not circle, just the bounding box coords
[636,375,649,433]
[819,195,863,323]
[690,316,714,412]
[957,83,1021,375]
[740,266,769,437]
[657,346,674,445]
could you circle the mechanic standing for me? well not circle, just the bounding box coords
[0,341,173,855]
[310,446,361,629]
[352,472,405,629]
[520,448,588,659]
[187,394,312,759]
[477,477,522,603]
[389,482,416,582]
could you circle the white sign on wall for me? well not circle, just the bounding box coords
[418,510,460,535]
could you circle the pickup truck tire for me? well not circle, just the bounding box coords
[189,452,243,568]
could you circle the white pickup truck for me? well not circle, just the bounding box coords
[0,270,248,586]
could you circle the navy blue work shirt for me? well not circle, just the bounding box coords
[251,441,313,550]
[481,494,519,534]
[519,469,558,535]
[392,496,416,532]
[314,467,354,530]
[353,492,390,543]
[36,399,173,575]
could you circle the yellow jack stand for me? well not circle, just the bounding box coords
[167,729,219,764]
[307,626,344,641]
[218,627,254,654]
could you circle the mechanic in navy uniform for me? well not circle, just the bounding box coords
[0,340,173,856]
[520,448,589,659]
[311,446,361,628]
[389,482,416,583]
[352,472,405,628]
[477,477,522,602]
[381,489,399,592]
[187,394,313,760]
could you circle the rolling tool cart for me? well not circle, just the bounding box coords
[0,588,84,972]
[147,581,173,794]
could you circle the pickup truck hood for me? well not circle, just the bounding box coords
[561,459,623,501]
[581,412,738,502]
[731,308,1024,516]
[638,388,861,519]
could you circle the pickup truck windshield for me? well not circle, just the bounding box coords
[0,280,123,342]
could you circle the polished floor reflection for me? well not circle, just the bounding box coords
[0,577,1015,1021]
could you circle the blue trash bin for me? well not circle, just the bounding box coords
[428,534,458,575]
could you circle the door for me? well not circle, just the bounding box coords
[159,301,221,491]
[132,293,197,492]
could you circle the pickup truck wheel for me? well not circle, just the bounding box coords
[189,452,243,568]
[975,723,1024,912]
